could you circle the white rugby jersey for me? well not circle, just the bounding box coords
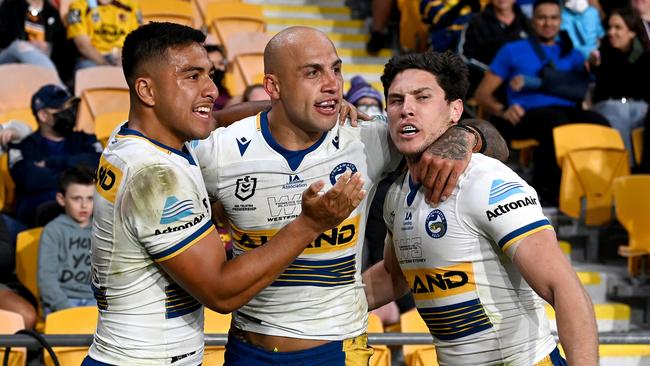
[196,112,400,340]
[89,124,213,366]
[384,154,556,366]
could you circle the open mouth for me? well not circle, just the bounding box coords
[193,105,212,119]
[314,99,337,114]
[400,125,419,136]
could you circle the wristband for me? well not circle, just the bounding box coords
[453,124,482,153]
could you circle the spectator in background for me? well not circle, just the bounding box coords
[0,0,67,78]
[0,120,31,154]
[66,0,141,70]
[561,0,605,58]
[421,0,483,51]
[639,110,650,172]
[344,75,385,117]
[459,0,532,96]
[242,83,270,102]
[0,217,37,329]
[205,43,232,110]
[8,84,102,227]
[38,166,96,315]
[475,0,609,205]
[589,6,650,166]
[366,0,395,54]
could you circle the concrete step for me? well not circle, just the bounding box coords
[247,0,346,7]
[262,4,351,20]
[266,18,364,35]
[599,345,650,366]
[545,303,631,333]
[337,48,392,65]
[578,271,608,304]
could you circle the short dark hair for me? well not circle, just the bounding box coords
[122,22,206,86]
[533,0,561,12]
[59,165,95,194]
[380,51,469,102]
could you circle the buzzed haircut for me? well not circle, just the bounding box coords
[380,50,469,102]
[59,165,96,194]
[122,22,206,86]
[533,0,561,11]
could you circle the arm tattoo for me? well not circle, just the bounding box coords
[426,127,472,160]
[460,118,509,162]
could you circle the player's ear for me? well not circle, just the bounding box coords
[263,74,280,100]
[449,99,463,124]
[135,76,155,107]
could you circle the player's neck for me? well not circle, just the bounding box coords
[267,108,324,151]
[128,114,185,151]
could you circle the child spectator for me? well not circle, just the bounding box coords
[562,0,605,59]
[37,165,96,315]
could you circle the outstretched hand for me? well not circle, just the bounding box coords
[300,171,366,233]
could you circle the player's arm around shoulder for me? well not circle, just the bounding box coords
[159,171,367,314]
[512,230,598,365]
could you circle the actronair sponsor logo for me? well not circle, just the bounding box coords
[486,196,538,221]
[154,213,206,235]
[488,179,525,204]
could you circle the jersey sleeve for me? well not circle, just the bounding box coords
[66,0,89,39]
[359,119,401,181]
[120,163,215,262]
[194,129,221,201]
[457,160,553,259]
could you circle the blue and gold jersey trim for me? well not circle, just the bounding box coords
[271,254,356,288]
[165,283,201,319]
[116,124,197,166]
[498,219,553,251]
[151,221,215,262]
[91,283,108,310]
[418,298,493,341]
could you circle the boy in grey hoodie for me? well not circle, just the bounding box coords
[38,165,96,315]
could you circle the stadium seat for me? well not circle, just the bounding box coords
[632,127,644,166]
[400,309,438,366]
[0,309,27,366]
[367,313,391,366]
[74,66,127,97]
[94,110,129,147]
[76,88,130,134]
[205,3,266,47]
[192,0,241,29]
[510,138,539,167]
[224,31,272,62]
[44,307,98,366]
[614,175,650,278]
[228,53,264,97]
[203,308,231,366]
[0,64,60,131]
[139,0,194,27]
[0,152,16,213]
[553,124,624,167]
[15,227,44,330]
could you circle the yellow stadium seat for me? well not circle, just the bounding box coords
[193,0,241,29]
[614,175,650,277]
[0,64,60,129]
[0,152,17,213]
[15,227,44,330]
[559,148,629,226]
[228,53,264,97]
[44,307,98,366]
[94,110,129,147]
[367,313,391,366]
[400,309,438,366]
[224,31,272,62]
[74,66,127,97]
[139,0,194,27]
[203,308,231,366]
[553,124,624,168]
[205,3,266,47]
[76,88,130,134]
[0,108,37,131]
[632,127,644,166]
[0,309,27,366]
[510,138,539,167]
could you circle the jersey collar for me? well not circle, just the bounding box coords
[117,124,196,166]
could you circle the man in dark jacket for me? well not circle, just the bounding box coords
[8,84,102,227]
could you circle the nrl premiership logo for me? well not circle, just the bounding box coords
[235,176,257,201]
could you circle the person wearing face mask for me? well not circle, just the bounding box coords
[7,84,102,227]
[344,75,385,118]
[205,43,232,111]
[561,0,605,59]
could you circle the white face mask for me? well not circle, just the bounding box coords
[357,104,385,118]
[565,0,589,13]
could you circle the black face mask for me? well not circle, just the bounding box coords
[52,104,77,136]
[212,68,226,87]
